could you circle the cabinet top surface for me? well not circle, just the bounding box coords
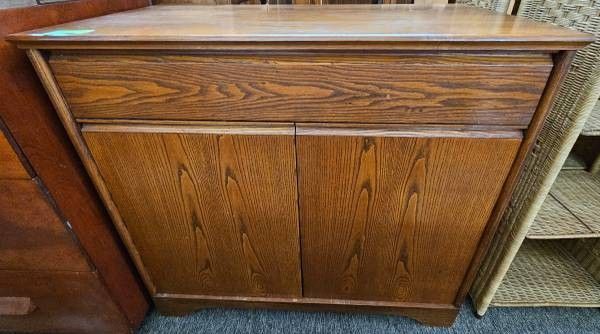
[8,4,594,50]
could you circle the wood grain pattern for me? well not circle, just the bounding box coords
[153,293,459,327]
[50,53,552,126]
[0,270,130,333]
[296,123,523,138]
[0,129,29,180]
[82,124,302,297]
[83,122,295,135]
[16,4,593,325]
[0,179,90,272]
[8,5,594,51]
[296,128,521,304]
[0,2,150,328]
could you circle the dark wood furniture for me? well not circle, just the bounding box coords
[9,4,593,327]
[0,120,135,333]
[0,1,150,333]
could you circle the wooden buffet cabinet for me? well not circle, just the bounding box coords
[9,4,593,327]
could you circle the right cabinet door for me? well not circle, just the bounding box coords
[296,124,521,305]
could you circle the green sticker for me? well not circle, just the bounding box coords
[31,29,94,37]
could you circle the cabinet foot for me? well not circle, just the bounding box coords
[154,298,208,317]
[405,309,458,327]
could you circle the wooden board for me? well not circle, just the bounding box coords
[50,54,551,126]
[0,129,29,180]
[296,126,521,304]
[8,5,593,50]
[82,123,302,297]
[0,179,90,272]
[0,270,129,333]
[154,293,459,327]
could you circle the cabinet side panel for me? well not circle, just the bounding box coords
[297,134,521,304]
[0,129,30,180]
[82,128,302,297]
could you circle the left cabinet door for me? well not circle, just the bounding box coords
[82,123,302,298]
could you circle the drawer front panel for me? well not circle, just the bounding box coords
[82,123,302,297]
[296,125,521,304]
[51,54,552,126]
[0,270,128,333]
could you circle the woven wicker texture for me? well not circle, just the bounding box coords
[527,170,600,238]
[471,0,600,315]
[551,170,600,230]
[527,193,595,238]
[493,240,600,307]
[564,238,600,282]
[456,0,511,12]
[582,99,600,135]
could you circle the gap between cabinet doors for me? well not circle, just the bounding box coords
[78,120,523,305]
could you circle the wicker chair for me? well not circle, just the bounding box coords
[469,0,600,316]
[456,0,511,12]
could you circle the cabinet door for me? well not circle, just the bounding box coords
[82,123,302,297]
[296,124,521,305]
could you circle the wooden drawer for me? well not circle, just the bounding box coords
[0,270,129,333]
[50,53,552,126]
[0,179,90,272]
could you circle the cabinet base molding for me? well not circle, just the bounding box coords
[153,294,459,327]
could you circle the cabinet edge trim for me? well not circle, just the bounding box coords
[82,123,295,136]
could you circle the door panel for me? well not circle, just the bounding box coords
[82,123,302,297]
[296,125,521,304]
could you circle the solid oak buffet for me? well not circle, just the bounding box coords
[9,4,593,327]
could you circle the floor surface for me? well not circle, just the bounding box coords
[138,300,600,333]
